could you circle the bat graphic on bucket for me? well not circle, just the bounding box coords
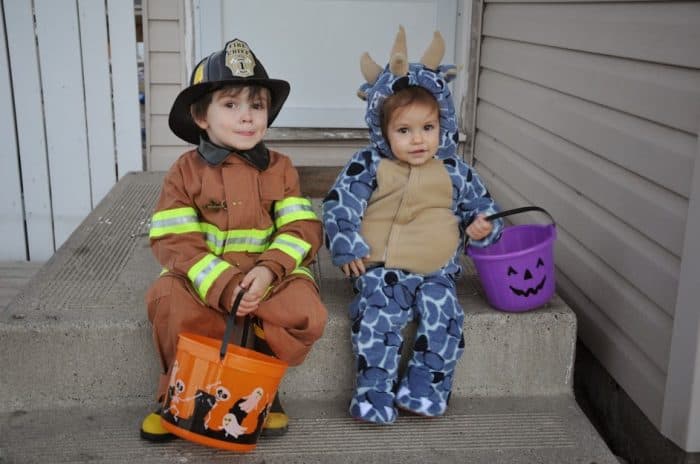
[159,290,288,452]
[467,206,557,312]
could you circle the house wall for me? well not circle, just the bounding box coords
[468,0,700,450]
[144,0,188,170]
[144,0,471,170]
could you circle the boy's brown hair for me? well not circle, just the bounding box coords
[190,84,272,123]
[380,86,439,138]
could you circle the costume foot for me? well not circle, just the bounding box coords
[349,390,397,424]
[140,410,176,442]
[394,385,447,417]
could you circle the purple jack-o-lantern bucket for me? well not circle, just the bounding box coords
[467,207,556,312]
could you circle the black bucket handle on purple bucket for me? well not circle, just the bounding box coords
[219,290,252,361]
[485,206,555,225]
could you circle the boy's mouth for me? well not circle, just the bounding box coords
[236,130,257,137]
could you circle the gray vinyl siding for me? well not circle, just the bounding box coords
[471,0,700,432]
[144,0,190,170]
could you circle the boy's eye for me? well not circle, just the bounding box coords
[224,101,238,109]
[397,127,409,134]
[424,124,435,131]
[251,102,266,110]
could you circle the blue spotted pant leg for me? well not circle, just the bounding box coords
[348,267,465,424]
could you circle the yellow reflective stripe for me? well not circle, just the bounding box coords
[201,223,274,255]
[268,233,311,266]
[149,207,200,238]
[274,197,317,228]
[291,265,314,282]
[187,254,232,300]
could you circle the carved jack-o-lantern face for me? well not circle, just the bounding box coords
[507,257,547,297]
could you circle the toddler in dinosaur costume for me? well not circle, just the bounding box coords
[323,27,503,424]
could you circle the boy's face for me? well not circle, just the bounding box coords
[194,87,268,151]
[386,101,440,166]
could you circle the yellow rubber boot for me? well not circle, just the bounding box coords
[254,323,289,436]
[140,410,176,442]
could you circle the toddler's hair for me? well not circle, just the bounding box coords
[380,86,439,139]
[190,84,271,122]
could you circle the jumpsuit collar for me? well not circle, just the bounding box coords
[197,135,270,170]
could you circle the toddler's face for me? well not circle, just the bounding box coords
[195,87,268,151]
[386,101,439,166]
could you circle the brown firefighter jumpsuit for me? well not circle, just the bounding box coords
[145,149,327,400]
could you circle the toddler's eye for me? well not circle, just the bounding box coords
[425,124,435,131]
[397,127,409,134]
[252,102,266,110]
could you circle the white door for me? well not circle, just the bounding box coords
[195,0,462,128]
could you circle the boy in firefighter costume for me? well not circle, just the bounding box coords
[140,38,327,440]
[323,27,503,424]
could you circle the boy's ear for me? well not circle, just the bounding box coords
[191,108,208,130]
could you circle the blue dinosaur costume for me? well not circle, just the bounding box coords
[323,27,503,424]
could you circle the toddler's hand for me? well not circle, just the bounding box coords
[340,257,368,278]
[233,266,274,316]
[466,214,493,241]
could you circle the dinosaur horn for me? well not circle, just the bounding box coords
[389,25,408,76]
[420,31,445,69]
[360,52,383,85]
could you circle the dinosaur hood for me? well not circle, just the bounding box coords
[357,27,459,160]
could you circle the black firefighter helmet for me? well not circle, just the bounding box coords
[168,38,290,145]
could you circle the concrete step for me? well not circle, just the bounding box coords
[0,396,618,464]
[0,172,575,412]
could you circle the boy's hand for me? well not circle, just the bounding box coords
[340,257,369,278]
[466,214,493,241]
[232,266,274,316]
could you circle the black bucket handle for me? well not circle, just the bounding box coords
[219,290,252,361]
[485,206,555,225]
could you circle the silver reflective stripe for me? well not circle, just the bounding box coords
[225,235,271,247]
[151,216,198,229]
[193,257,224,288]
[205,231,225,249]
[274,237,308,256]
[276,204,313,218]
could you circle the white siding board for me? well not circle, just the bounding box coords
[108,0,143,178]
[662,130,700,451]
[34,0,92,248]
[149,53,182,84]
[481,37,700,134]
[478,70,695,203]
[151,115,189,146]
[477,102,686,300]
[4,0,54,260]
[150,84,182,114]
[482,2,700,68]
[0,7,26,260]
[148,0,181,19]
[149,21,182,52]
[150,146,188,170]
[78,0,117,205]
[476,135,673,371]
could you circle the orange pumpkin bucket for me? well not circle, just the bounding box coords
[159,291,288,452]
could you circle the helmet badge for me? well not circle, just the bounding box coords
[225,39,255,77]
